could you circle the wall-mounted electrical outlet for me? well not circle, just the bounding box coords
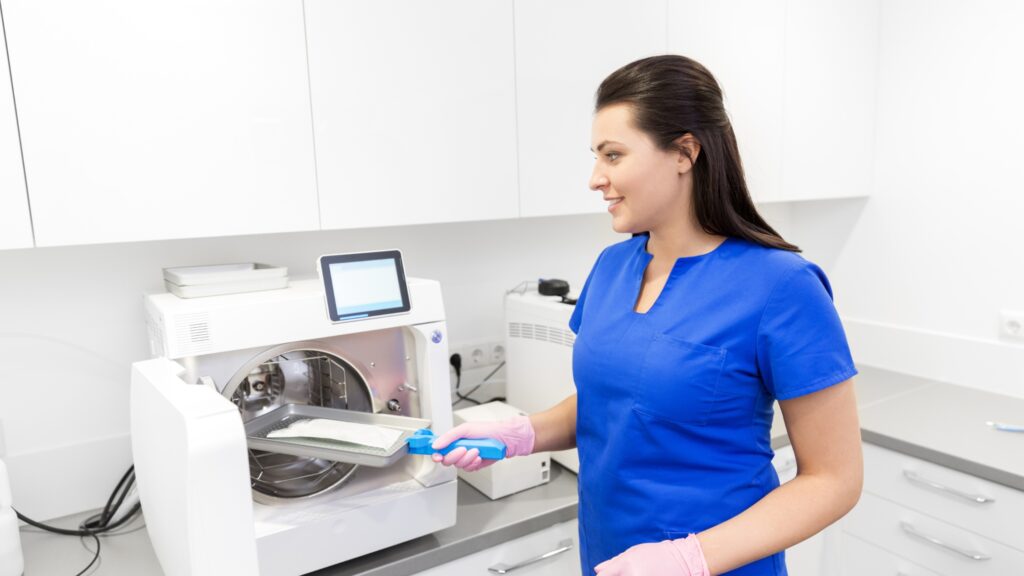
[1000,310,1024,341]
[453,340,506,369]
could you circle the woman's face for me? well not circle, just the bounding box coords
[589,103,690,235]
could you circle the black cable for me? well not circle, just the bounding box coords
[75,534,101,576]
[82,467,135,531]
[450,353,479,405]
[458,361,506,401]
[14,464,141,575]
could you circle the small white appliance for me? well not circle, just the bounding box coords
[452,401,550,499]
[0,457,24,576]
[131,252,457,576]
[504,290,579,473]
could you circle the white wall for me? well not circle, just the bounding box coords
[0,214,624,520]
[779,0,1024,398]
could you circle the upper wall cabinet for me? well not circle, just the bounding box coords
[668,1,787,203]
[515,0,667,219]
[2,0,318,247]
[307,0,519,230]
[669,0,878,203]
[781,0,879,202]
[0,21,33,250]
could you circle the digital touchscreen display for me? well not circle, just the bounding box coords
[318,250,411,322]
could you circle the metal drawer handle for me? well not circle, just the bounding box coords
[902,470,995,504]
[488,539,574,574]
[900,521,991,561]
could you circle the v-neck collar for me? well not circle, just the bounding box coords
[630,235,733,316]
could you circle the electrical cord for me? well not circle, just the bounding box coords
[450,352,476,405]
[459,361,505,402]
[450,353,506,406]
[14,465,141,575]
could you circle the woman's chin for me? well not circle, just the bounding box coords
[610,216,637,235]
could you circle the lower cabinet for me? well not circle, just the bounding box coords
[415,519,579,576]
[840,532,941,576]
[838,443,1024,575]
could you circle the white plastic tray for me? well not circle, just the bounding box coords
[163,262,287,286]
[164,276,288,298]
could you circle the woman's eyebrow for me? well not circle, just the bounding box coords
[590,140,623,153]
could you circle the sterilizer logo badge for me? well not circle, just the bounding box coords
[431,330,443,344]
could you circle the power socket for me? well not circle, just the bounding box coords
[1000,310,1024,341]
[452,340,506,369]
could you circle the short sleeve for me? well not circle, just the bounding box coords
[568,249,605,335]
[756,262,857,400]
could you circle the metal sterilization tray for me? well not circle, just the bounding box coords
[244,404,431,468]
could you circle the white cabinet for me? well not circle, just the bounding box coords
[668,0,787,204]
[2,0,318,247]
[840,443,1024,575]
[416,519,579,576]
[840,532,941,576]
[514,0,666,218]
[0,20,32,250]
[844,491,1024,575]
[306,0,519,230]
[668,0,878,203]
[781,0,880,202]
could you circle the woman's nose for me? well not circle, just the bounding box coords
[589,164,608,191]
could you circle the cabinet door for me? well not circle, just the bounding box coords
[307,0,519,230]
[3,0,318,246]
[416,519,580,576]
[668,0,787,203]
[781,0,879,201]
[668,0,878,204]
[840,533,941,576]
[515,0,666,218]
[0,18,32,250]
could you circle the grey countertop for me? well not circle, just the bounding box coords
[857,373,1024,491]
[20,364,1024,575]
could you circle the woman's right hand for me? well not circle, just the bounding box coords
[430,415,536,472]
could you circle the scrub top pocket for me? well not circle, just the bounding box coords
[634,333,727,426]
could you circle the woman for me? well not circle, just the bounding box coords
[432,55,863,576]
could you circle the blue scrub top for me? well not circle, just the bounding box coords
[569,235,856,575]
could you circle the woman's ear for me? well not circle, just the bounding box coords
[674,133,701,174]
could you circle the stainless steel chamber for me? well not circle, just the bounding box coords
[181,327,420,503]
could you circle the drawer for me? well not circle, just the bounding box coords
[863,442,1024,551]
[415,519,579,576]
[841,532,941,576]
[844,491,1024,575]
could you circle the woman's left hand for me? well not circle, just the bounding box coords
[593,534,710,576]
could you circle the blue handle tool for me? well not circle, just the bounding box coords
[406,428,507,460]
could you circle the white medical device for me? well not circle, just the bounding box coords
[452,401,550,499]
[504,290,579,473]
[0,457,24,576]
[131,258,457,576]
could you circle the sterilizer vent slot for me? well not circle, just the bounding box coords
[507,322,575,348]
[174,312,212,355]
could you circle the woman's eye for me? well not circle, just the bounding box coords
[605,152,620,161]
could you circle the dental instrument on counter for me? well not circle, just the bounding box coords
[986,421,1024,433]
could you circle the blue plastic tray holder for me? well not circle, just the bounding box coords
[406,428,507,460]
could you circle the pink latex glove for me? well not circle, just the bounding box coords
[594,534,711,576]
[430,415,535,472]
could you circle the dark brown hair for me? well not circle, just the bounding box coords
[596,55,799,252]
